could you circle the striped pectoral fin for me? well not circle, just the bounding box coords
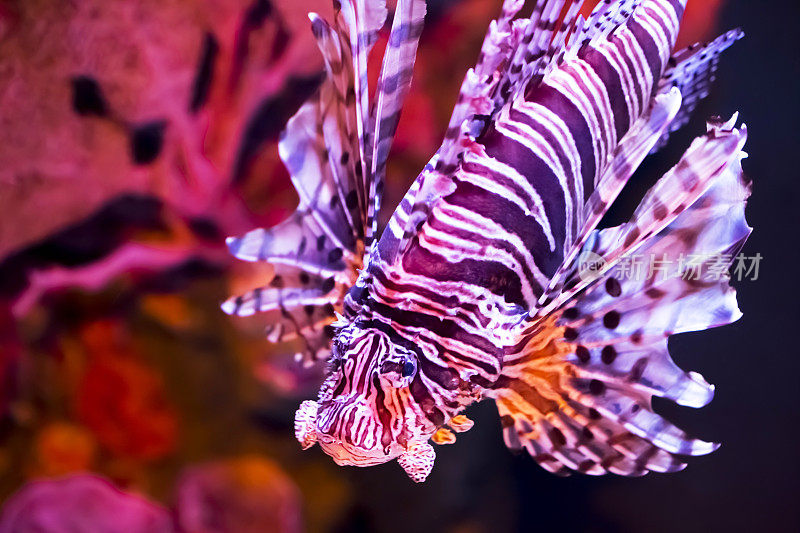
[307,12,372,234]
[495,389,688,476]
[492,346,674,477]
[227,0,424,345]
[222,270,341,365]
[337,0,389,225]
[279,93,364,250]
[226,211,356,276]
[224,0,429,370]
[601,117,748,269]
[495,272,733,475]
[497,115,750,475]
[225,41,368,359]
[224,184,354,365]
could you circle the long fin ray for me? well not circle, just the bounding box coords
[225,1,426,364]
[653,28,745,151]
[367,0,427,246]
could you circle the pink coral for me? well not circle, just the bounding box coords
[175,456,302,533]
[0,475,172,532]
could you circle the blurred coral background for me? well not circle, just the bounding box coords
[0,0,797,532]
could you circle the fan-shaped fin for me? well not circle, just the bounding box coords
[494,116,750,475]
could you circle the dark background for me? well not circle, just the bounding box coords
[331,1,800,531]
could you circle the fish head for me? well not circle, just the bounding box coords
[294,322,439,482]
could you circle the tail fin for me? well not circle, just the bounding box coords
[494,117,750,475]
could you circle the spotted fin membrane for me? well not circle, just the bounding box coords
[497,116,749,475]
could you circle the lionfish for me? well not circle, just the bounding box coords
[223,0,750,482]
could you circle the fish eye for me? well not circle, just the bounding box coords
[379,347,417,388]
[401,359,416,378]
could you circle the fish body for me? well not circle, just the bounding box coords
[226,0,750,482]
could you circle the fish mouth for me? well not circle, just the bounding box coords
[317,432,437,483]
[295,399,438,482]
[313,394,409,466]
[317,434,401,466]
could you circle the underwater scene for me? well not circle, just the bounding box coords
[0,1,797,531]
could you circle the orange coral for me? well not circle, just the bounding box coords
[75,321,177,462]
[32,422,97,478]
